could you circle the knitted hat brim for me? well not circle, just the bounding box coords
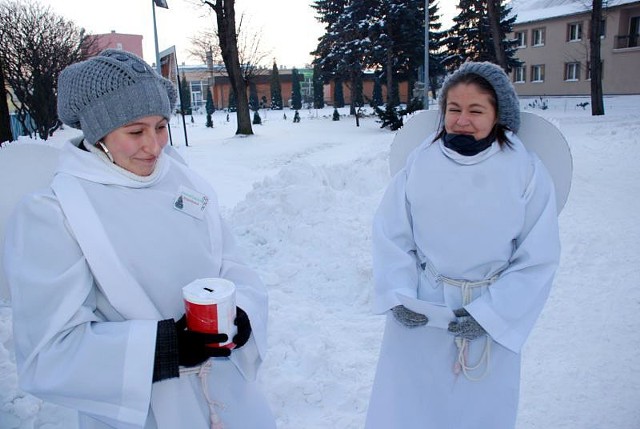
[79,78,172,144]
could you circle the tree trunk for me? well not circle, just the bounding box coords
[590,0,605,115]
[385,49,394,106]
[205,0,253,135]
[487,0,508,70]
[0,63,12,145]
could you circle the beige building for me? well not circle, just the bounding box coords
[510,0,640,96]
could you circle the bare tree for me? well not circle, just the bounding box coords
[589,0,605,115]
[202,0,253,135]
[0,0,91,140]
[188,30,222,65]
[188,16,271,83]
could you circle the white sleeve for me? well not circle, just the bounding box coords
[371,168,420,314]
[467,157,561,353]
[5,190,156,427]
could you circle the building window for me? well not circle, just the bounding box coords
[515,31,527,48]
[531,64,545,82]
[532,28,545,46]
[513,65,526,83]
[564,62,580,81]
[568,22,583,41]
[630,16,640,47]
[116,43,123,50]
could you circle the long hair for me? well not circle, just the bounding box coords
[433,73,513,148]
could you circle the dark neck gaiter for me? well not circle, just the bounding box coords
[443,132,495,156]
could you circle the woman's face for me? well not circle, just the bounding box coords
[101,115,169,176]
[444,83,497,140]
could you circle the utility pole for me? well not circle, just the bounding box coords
[152,0,169,74]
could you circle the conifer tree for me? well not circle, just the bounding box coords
[249,81,260,111]
[205,88,214,128]
[445,0,519,72]
[351,72,364,114]
[333,79,345,108]
[179,73,192,115]
[270,62,283,110]
[312,64,325,109]
[228,91,237,112]
[291,68,302,110]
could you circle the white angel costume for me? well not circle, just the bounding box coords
[365,133,560,429]
[5,139,275,429]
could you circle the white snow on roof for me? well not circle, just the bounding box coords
[510,0,640,24]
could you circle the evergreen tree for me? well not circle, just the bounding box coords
[370,74,383,108]
[312,64,325,109]
[312,0,446,111]
[351,71,364,115]
[291,68,302,110]
[333,79,345,108]
[205,88,214,128]
[228,91,237,112]
[270,61,283,110]
[445,0,519,72]
[252,110,262,124]
[313,0,370,118]
[179,73,192,115]
[249,81,260,111]
[332,107,340,121]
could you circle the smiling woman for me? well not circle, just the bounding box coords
[366,61,561,429]
[4,49,276,428]
[100,116,169,176]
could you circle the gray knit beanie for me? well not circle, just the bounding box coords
[57,49,177,145]
[438,61,520,133]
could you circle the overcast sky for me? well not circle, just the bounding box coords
[38,0,456,69]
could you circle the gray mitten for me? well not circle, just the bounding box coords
[391,305,428,328]
[448,308,486,340]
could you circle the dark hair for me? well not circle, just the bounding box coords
[433,73,513,147]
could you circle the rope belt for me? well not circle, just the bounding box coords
[421,258,501,381]
[180,360,225,429]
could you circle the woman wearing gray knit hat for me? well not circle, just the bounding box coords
[5,49,275,428]
[366,61,560,428]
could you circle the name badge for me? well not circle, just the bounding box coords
[173,185,209,220]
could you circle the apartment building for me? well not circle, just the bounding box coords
[510,0,640,96]
[85,31,143,58]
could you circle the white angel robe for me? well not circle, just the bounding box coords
[5,140,276,428]
[365,133,560,429]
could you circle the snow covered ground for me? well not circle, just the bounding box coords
[1,96,639,428]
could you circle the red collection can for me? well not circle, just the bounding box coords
[182,278,237,348]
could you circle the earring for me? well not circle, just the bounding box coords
[97,141,115,163]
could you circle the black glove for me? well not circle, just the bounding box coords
[232,307,251,349]
[153,316,231,383]
[448,308,486,340]
[175,315,231,366]
[391,305,428,328]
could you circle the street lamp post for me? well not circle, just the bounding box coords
[424,0,430,110]
[152,0,169,74]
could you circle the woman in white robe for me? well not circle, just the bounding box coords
[365,62,561,429]
[4,49,275,429]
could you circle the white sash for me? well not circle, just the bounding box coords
[51,174,162,320]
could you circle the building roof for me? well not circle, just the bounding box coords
[510,0,640,24]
